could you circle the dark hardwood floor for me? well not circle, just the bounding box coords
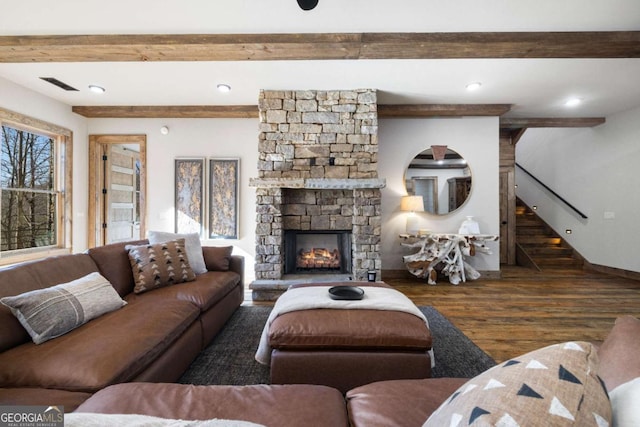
[387,265,640,363]
[247,266,640,364]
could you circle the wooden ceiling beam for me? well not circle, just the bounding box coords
[360,32,640,59]
[71,105,259,118]
[500,117,606,128]
[72,104,512,118]
[379,104,512,117]
[2,31,639,63]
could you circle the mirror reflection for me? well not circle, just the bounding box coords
[405,147,472,215]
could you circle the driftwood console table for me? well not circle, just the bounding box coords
[400,233,499,285]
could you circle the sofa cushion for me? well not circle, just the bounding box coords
[424,341,611,426]
[598,315,640,392]
[0,298,200,392]
[75,383,349,427]
[127,239,196,294]
[0,388,92,413]
[148,231,207,275]
[125,270,241,312]
[202,246,233,271]
[346,378,467,427]
[1,272,126,344]
[86,240,147,297]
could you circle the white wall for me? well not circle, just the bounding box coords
[1,76,502,278]
[87,115,501,282]
[0,77,89,253]
[86,118,259,282]
[516,106,640,273]
[378,117,501,273]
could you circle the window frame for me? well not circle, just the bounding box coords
[0,107,72,264]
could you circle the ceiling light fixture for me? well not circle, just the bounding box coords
[564,97,582,107]
[88,84,105,94]
[297,0,319,10]
[217,84,231,93]
[465,82,482,91]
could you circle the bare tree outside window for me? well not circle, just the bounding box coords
[1,125,57,252]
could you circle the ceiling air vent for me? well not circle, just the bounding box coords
[40,77,79,91]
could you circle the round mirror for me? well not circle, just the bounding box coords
[404,147,472,215]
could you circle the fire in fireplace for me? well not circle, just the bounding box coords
[284,230,352,275]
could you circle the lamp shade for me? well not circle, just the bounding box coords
[400,195,425,212]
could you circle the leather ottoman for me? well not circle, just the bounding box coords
[268,283,433,393]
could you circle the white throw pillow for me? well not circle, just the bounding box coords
[148,230,207,275]
[610,377,640,427]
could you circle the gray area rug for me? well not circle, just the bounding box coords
[179,305,496,386]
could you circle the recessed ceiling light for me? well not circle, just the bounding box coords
[88,84,105,94]
[217,84,231,93]
[564,97,582,107]
[465,82,482,91]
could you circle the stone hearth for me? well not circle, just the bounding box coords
[249,89,385,301]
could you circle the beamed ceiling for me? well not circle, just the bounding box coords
[1,0,639,130]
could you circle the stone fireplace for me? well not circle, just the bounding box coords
[249,89,385,300]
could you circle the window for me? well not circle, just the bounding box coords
[0,108,72,263]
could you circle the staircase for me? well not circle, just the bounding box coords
[516,199,583,269]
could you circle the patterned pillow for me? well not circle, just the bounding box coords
[127,239,196,294]
[0,272,126,344]
[148,230,207,275]
[424,341,611,427]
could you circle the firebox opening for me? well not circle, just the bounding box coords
[285,230,352,275]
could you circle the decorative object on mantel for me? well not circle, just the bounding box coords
[400,233,499,285]
[458,216,480,234]
[400,195,425,234]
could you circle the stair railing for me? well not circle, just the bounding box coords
[515,163,588,219]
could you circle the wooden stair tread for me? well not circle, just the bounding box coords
[515,198,582,270]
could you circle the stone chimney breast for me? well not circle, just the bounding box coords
[251,89,384,288]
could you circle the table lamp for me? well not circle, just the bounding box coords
[400,195,424,234]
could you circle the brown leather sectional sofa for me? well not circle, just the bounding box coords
[0,240,244,410]
[1,241,638,426]
[66,316,640,426]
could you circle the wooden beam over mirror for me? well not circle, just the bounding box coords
[2,31,639,63]
[379,104,512,117]
[500,117,606,129]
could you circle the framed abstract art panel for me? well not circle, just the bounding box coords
[174,158,205,235]
[208,158,239,239]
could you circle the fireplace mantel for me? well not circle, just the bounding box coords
[249,177,386,190]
